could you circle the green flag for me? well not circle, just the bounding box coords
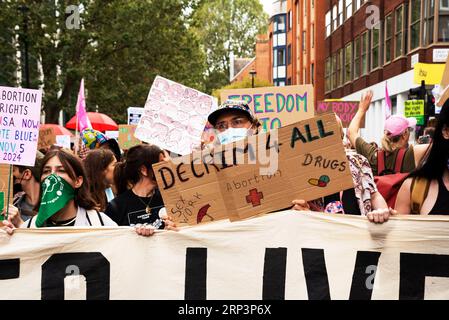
[36,174,75,228]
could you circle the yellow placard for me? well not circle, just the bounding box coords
[414,62,446,85]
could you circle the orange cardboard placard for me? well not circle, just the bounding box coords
[153,113,353,225]
[0,165,13,213]
[37,127,56,150]
[118,125,141,150]
[220,85,315,131]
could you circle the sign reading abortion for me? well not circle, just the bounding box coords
[220,85,314,131]
[0,86,42,166]
[153,113,353,225]
[316,101,363,128]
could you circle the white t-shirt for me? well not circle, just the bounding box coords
[21,206,118,228]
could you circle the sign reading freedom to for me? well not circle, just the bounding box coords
[153,114,353,225]
[0,86,42,166]
[316,101,363,128]
[220,85,314,131]
[2,211,449,300]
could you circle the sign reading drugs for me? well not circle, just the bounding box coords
[220,85,314,131]
[316,101,363,128]
[118,125,141,150]
[0,86,42,166]
[153,114,353,225]
[135,76,216,155]
[37,127,56,150]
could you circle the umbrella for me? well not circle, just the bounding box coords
[40,124,74,137]
[65,112,118,132]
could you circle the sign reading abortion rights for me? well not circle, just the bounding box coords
[0,86,42,166]
[153,113,353,225]
[220,85,314,131]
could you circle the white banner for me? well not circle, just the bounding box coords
[1,211,449,300]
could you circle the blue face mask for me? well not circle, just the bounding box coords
[217,128,251,145]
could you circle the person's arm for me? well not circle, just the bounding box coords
[413,144,430,167]
[1,220,15,235]
[370,191,388,210]
[347,90,374,148]
[394,178,413,215]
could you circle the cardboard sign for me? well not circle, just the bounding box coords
[220,85,315,131]
[0,86,42,166]
[153,113,353,225]
[413,62,446,85]
[105,131,119,141]
[135,76,217,155]
[405,100,425,125]
[37,127,56,150]
[315,101,363,128]
[0,164,13,214]
[127,107,144,125]
[55,135,71,149]
[437,57,449,107]
[118,125,141,150]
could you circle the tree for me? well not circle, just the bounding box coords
[211,76,272,103]
[191,0,268,93]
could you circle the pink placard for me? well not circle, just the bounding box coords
[0,86,42,166]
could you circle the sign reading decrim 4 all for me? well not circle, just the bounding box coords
[405,100,425,125]
[153,113,353,225]
[220,85,314,131]
[0,86,42,166]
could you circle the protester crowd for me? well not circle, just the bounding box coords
[2,89,449,237]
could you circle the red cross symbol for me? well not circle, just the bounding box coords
[246,188,264,207]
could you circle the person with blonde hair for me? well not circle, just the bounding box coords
[347,90,429,176]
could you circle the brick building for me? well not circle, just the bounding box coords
[323,0,449,143]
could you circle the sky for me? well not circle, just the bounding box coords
[260,0,272,15]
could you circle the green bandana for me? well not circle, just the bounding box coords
[36,174,75,228]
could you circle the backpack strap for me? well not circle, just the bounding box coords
[85,210,105,226]
[394,148,407,173]
[410,176,431,215]
[27,216,34,228]
[377,150,386,174]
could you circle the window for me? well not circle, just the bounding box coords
[361,32,369,75]
[288,11,292,31]
[345,43,352,83]
[338,49,344,87]
[440,1,449,42]
[312,24,315,48]
[326,11,332,37]
[346,0,353,20]
[278,15,286,32]
[304,0,307,16]
[385,14,393,63]
[422,0,435,46]
[332,54,337,90]
[287,45,292,65]
[333,5,338,31]
[338,0,344,26]
[303,31,306,52]
[277,49,285,66]
[311,63,315,85]
[354,36,361,79]
[410,0,421,50]
[325,58,331,92]
[371,26,380,69]
[287,78,292,85]
[354,0,364,11]
[395,5,404,58]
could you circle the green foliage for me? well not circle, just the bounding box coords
[191,0,268,93]
[212,76,272,103]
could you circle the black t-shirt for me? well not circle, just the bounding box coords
[105,189,165,228]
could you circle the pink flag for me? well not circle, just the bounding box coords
[76,79,92,132]
[385,81,392,119]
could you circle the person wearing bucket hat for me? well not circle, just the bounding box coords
[81,128,122,162]
[348,90,430,176]
[207,100,261,146]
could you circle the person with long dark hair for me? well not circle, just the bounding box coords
[83,149,117,212]
[1,149,155,236]
[395,99,449,215]
[105,144,176,230]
